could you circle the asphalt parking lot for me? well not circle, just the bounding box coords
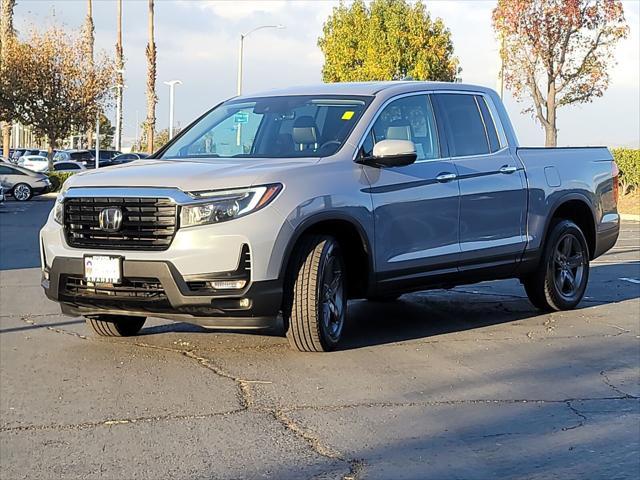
[1,197,639,480]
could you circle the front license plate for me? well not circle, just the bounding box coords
[84,256,122,283]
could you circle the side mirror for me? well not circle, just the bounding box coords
[360,139,417,168]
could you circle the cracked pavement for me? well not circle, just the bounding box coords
[1,199,639,479]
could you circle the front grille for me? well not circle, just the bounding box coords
[62,275,167,301]
[64,197,177,251]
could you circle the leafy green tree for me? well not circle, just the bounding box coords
[318,0,459,82]
[0,0,16,158]
[98,114,115,149]
[133,126,180,153]
[0,26,114,168]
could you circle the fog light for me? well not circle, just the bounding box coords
[239,298,250,308]
[43,269,50,281]
[208,279,247,290]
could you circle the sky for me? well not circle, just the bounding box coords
[12,0,640,149]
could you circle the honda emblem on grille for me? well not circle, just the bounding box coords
[98,207,123,233]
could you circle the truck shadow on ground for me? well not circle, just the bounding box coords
[265,343,639,479]
[140,263,639,350]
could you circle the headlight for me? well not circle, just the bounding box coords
[53,195,64,224]
[180,184,282,228]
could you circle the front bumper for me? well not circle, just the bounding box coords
[43,257,283,329]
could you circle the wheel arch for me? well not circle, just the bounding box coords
[278,212,374,298]
[545,193,597,259]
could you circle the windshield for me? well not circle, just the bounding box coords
[161,95,372,160]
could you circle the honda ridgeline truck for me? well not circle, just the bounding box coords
[40,82,620,352]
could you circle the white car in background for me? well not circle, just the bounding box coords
[20,155,49,172]
[52,161,86,174]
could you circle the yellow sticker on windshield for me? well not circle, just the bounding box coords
[342,111,355,120]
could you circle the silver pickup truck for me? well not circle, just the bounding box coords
[40,81,620,352]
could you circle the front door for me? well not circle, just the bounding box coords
[360,94,460,282]
[433,93,527,273]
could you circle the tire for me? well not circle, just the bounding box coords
[86,315,146,337]
[285,235,347,352]
[12,183,32,201]
[523,220,590,311]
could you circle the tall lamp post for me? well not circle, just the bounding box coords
[113,75,126,151]
[237,24,284,96]
[163,80,182,140]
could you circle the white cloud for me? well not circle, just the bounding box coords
[191,0,290,20]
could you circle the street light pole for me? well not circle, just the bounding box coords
[115,85,122,150]
[110,80,126,151]
[236,24,284,96]
[95,110,100,170]
[164,80,182,140]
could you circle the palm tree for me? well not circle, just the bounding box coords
[82,0,95,150]
[0,0,16,158]
[115,0,124,151]
[145,0,157,153]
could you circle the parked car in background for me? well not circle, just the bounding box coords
[84,150,122,168]
[109,152,149,166]
[11,148,41,164]
[0,182,5,203]
[53,150,94,165]
[52,161,86,173]
[21,155,50,172]
[0,163,50,201]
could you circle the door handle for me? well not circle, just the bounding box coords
[499,165,518,174]
[436,172,457,183]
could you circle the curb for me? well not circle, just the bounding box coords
[620,213,640,222]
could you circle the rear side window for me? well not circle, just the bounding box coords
[70,152,93,161]
[434,94,489,157]
[0,166,24,175]
[54,163,79,171]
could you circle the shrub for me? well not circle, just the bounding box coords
[47,171,76,192]
[611,148,640,196]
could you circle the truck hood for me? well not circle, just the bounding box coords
[66,158,319,192]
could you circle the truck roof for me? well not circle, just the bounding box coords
[239,81,498,99]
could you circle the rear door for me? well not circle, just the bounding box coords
[360,93,461,281]
[433,93,527,273]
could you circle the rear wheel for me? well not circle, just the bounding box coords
[285,235,347,352]
[523,220,589,311]
[12,183,32,201]
[86,315,146,337]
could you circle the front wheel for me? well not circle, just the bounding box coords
[12,183,32,201]
[86,315,146,337]
[523,220,590,311]
[285,235,347,352]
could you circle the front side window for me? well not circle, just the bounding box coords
[362,94,440,161]
[434,93,490,157]
[161,95,372,160]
